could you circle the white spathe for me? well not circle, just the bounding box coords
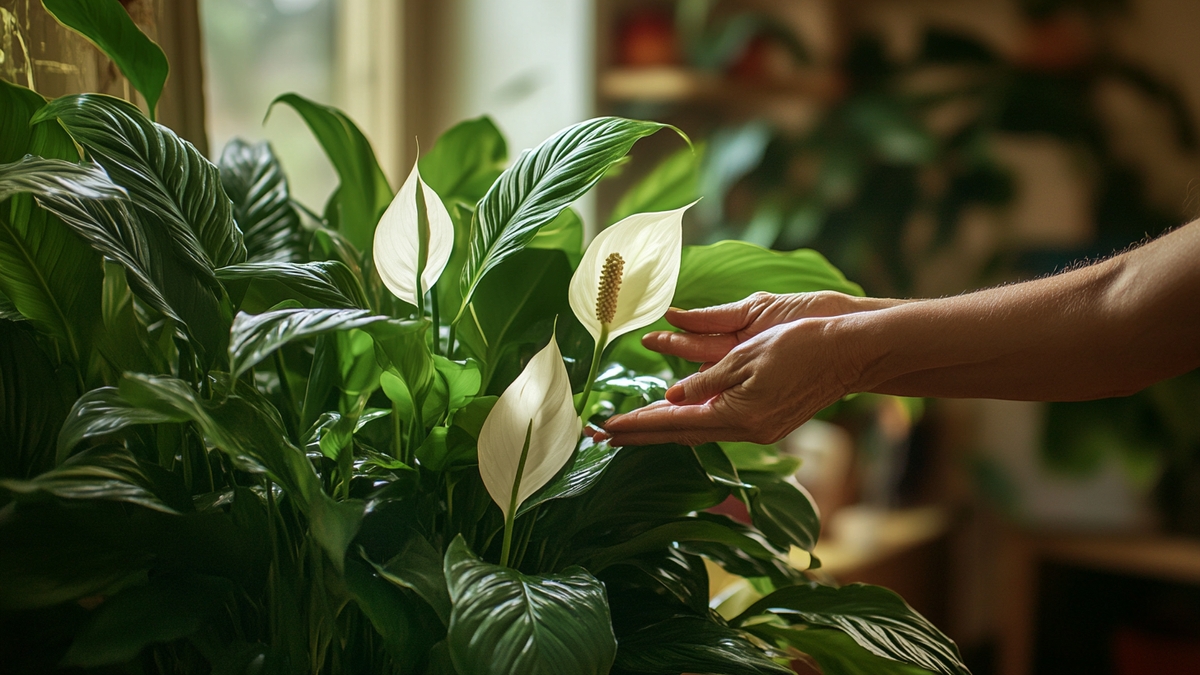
[568,203,693,347]
[478,337,580,518]
[373,161,454,306]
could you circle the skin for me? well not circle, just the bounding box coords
[599,220,1200,447]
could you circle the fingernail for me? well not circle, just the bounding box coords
[667,306,685,313]
[665,384,685,404]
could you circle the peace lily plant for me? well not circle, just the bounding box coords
[0,2,971,674]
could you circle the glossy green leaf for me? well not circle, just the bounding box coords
[753,626,938,675]
[218,138,306,263]
[609,142,704,224]
[516,436,619,517]
[57,386,179,462]
[748,480,820,554]
[733,583,968,675]
[370,534,453,625]
[606,547,709,616]
[456,247,573,391]
[529,207,583,267]
[615,616,791,675]
[460,117,676,309]
[1,446,174,513]
[34,95,242,359]
[41,0,169,118]
[0,157,119,367]
[344,557,442,671]
[565,444,726,534]
[419,116,508,206]
[269,93,392,251]
[115,373,363,566]
[421,116,508,314]
[675,240,863,310]
[36,94,245,271]
[0,320,74,478]
[217,260,367,313]
[588,518,778,571]
[721,441,802,476]
[61,575,232,667]
[228,307,388,378]
[0,79,77,163]
[680,514,803,588]
[444,535,617,675]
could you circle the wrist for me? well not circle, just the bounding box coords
[820,308,898,395]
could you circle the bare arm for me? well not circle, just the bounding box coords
[601,221,1200,446]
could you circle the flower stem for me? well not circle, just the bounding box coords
[575,325,609,418]
[500,420,534,568]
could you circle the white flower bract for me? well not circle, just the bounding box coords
[478,337,580,518]
[568,203,693,348]
[373,161,454,306]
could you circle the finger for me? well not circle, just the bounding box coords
[641,330,738,362]
[665,360,743,405]
[665,296,762,334]
[606,429,727,447]
[603,400,724,433]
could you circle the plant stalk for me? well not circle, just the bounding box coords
[499,421,534,568]
[575,326,609,417]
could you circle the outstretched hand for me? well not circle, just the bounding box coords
[599,292,898,446]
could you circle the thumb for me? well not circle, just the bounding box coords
[667,294,767,334]
[665,360,742,405]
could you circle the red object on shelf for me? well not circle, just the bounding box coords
[1113,627,1200,675]
[616,9,679,67]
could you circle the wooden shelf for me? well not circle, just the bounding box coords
[599,66,840,105]
[1031,532,1200,586]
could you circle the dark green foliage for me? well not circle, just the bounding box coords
[0,20,967,673]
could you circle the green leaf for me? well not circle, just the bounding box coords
[516,436,619,517]
[57,386,178,463]
[36,94,246,271]
[115,373,363,566]
[420,116,508,206]
[456,248,574,392]
[217,260,367,313]
[218,138,306,263]
[460,117,677,309]
[615,616,791,675]
[444,535,617,675]
[606,547,709,616]
[30,177,226,361]
[752,626,938,675]
[609,142,704,224]
[228,307,388,379]
[433,356,482,414]
[733,583,968,675]
[40,0,169,119]
[62,575,232,667]
[1,445,174,513]
[588,518,778,572]
[564,444,727,535]
[0,320,74,478]
[0,79,78,163]
[0,157,118,368]
[344,558,443,671]
[720,441,802,476]
[269,93,392,251]
[748,480,821,554]
[34,95,243,360]
[529,207,583,267]
[675,240,863,310]
[369,534,453,625]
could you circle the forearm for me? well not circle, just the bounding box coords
[831,223,1200,401]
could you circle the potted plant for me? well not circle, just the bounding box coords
[0,2,970,674]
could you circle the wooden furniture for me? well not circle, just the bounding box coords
[998,530,1200,675]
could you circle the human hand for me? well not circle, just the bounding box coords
[599,295,877,446]
[639,291,899,371]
